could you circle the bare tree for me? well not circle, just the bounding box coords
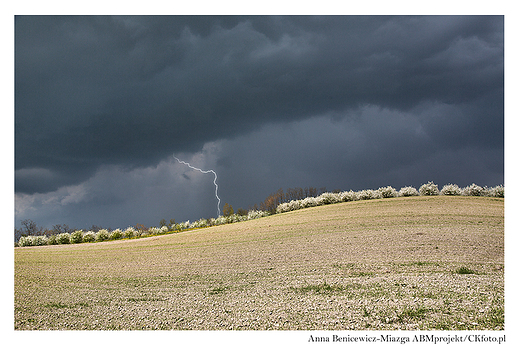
[52,224,71,235]
[20,219,41,236]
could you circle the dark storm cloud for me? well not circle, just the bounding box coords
[15,15,503,195]
[14,15,504,230]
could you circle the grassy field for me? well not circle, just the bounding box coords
[14,196,504,330]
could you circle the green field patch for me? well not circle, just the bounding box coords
[292,280,363,294]
[397,306,432,322]
[455,266,479,275]
[400,261,434,266]
[208,286,230,295]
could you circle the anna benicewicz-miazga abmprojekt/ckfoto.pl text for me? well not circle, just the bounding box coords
[307,334,507,344]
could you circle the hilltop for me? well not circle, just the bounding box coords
[15,196,504,330]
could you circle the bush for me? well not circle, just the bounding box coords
[96,229,110,242]
[487,185,504,198]
[83,231,96,242]
[277,202,289,213]
[56,232,71,245]
[378,186,398,198]
[462,183,485,196]
[398,186,419,197]
[149,225,169,234]
[317,192,341,205]
[276,202,292,213]
[226,214,244,223]
[358,189,382,200]
[212,216,228,226]
[288,199,303,211]
[247,209,269,220]
[37,236,49,246]
[18,236,34,247]
[419,182,439,196]
[70,230,84,244]
[19,235,35,247]
[179,221,190,230]
[301,196,319,208]
[189,219,209,228]
[440,184,462,196]
[109,228,123,240]
[124,227,137,239]
[47,235,58,245]
[148,227,159,235]
[139,229,151,237]
[340,190,359,202]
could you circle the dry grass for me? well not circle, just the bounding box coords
[14,196,504,330]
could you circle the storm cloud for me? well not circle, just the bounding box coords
[15,15,504,229]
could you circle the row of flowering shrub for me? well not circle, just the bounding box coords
[17,182,503,247]
[178,209,271,229]
[275,182,504,214]
[16,209,271,247]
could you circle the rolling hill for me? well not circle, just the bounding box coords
[15,195,504,330]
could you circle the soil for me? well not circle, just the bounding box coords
[14,196,504,330]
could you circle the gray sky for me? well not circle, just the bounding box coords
[15,15,504,230]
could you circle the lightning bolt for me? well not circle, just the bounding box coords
[174,156,221,217]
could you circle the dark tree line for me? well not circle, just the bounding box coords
[251,186,327,214]
[14,219,113,242]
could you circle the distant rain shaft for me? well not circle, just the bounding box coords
[173,156,221,217]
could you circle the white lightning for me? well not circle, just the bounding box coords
[174,156,221,217]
